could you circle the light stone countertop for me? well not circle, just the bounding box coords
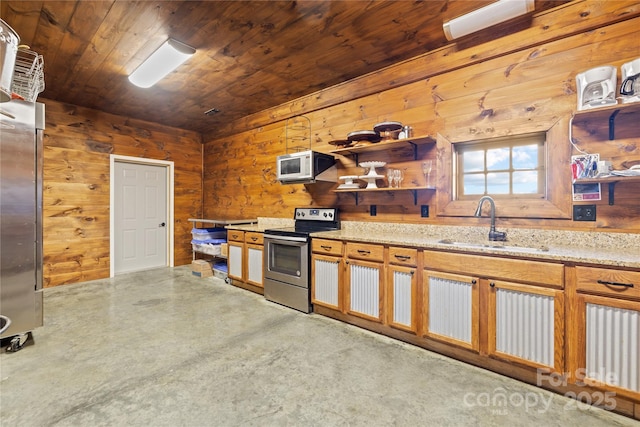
[225,217,294,232]
[226,218,640,269]
[313,222,640,269]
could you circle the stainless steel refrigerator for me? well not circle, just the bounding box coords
[0,99,44,351]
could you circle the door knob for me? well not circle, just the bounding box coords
[159,222,166,227]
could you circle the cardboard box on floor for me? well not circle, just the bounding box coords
[191,259,213,277]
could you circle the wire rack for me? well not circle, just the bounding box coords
[11,48,45,102]
[285,115,311,153]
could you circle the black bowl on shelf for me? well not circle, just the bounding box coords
[347,130,382,144]
[373,121,403,141]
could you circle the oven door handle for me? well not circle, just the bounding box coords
[264,234,308,243]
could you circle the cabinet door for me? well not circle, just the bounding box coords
[311,253,342,311]
[346,259,384,322]
[387,265,418,333]
[488,280,564,372]
[423,270,479,351]
[227,242,244,281]
[575,293,640,401]
[246,244,263,287]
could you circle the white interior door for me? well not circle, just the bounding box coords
[114,161,167,274]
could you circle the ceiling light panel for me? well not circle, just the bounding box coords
[443,0,535,41]
[129,38,195,88]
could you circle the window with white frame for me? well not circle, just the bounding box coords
[454,133,546,200]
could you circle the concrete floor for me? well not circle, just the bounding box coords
[0,267,637,426]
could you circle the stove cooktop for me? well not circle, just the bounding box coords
[264,207,339,237]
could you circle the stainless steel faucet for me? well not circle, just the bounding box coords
[474,196,507,241]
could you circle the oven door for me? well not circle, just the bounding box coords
[264,234,309,288]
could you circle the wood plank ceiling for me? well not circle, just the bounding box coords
[1,0,562,137]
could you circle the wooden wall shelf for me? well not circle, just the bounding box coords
[330,134,435,162]
[574,175,640,205]
[571,102,640,140]
[334,186,435,205]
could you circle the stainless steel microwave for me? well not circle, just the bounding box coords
[276,150,336,184]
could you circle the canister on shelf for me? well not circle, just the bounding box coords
[398,125,413,139]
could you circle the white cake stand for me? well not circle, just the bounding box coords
[337,175,361,189]
[358,174,385,189]
[359,161,386,177]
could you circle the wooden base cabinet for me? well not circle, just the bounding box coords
[345,242,384,322]
[311,239,344,311]
[423,270,479,351]
[245,232,264,288]
[571,266,640,402]
[387,247,419,334]
[487,280,565,373]
[227,230,245,282]
[423,250,564,371]
[227,230,264,290]
[387,265,418,333]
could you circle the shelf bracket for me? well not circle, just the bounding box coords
[607,182,617,205]
[608,109,620,140]
[410,189,418,205]
[408,141,418,160]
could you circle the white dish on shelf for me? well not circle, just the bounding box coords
[359,161,386,169]
[358,174,384,189]
[339,175,360,185]
[359,161,386,177]
[337,183,362,190]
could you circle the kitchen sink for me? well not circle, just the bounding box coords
[437,239,549,252]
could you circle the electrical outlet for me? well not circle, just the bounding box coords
[421,205,429,218]
[573,204,596,221]
[370,205,377,216]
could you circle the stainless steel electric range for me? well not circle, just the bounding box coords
[263,208,340,313]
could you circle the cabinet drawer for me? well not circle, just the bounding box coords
[227,230,245,242]
[346,242,384,262]
[389,247,418,267]
[312,238,343,256]
[575,266,640,300]
[245,231,263,245]
[422,250,563,288]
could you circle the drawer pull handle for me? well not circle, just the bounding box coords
[394,255,411,261]
[251,237,258,241]
[471,279,477,285]
[321,245,333,250]
[489,282,495,288]
[357,249,371,255]
[597,279,634,288]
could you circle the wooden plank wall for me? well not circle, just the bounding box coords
[203,5,640,232]
[42,100,202,287]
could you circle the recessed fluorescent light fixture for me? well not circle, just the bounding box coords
[129,38,195,88]
[443,0,535,41]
